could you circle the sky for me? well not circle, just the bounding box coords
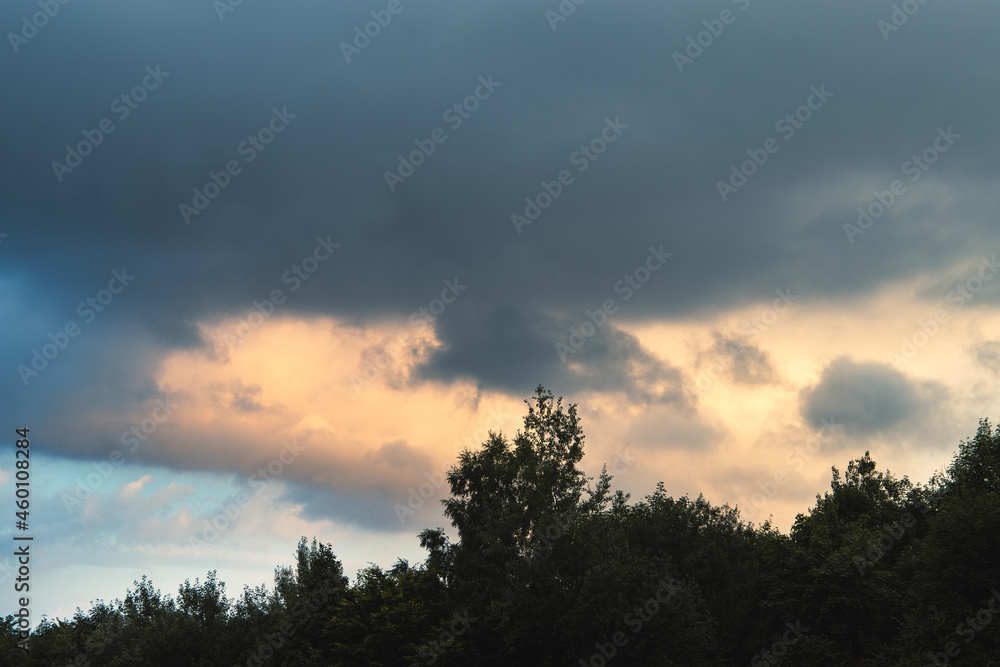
[2,0,1000,624]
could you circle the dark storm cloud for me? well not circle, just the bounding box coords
[418,301,685,404]
[799,357,945,438]
[3,0,999,452]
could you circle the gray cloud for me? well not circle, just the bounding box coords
[209,380,269,414]
[418,302,685,405]
[799,357,945,438]
[974,341,1000,375]
[709,333,777,386]
[13,1,1000,623]
[1,0,997,495]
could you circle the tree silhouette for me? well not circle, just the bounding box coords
[2,389,998,665]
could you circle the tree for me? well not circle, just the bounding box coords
[266,537,349,666]
[895,419,1000,663]
[443,385,588,562]
[438,386,592,662]
[786,452,927,664]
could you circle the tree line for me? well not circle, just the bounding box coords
[2,386,998,665]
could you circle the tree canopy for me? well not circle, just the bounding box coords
[3,389,998,666]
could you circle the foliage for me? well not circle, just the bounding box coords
[3,391,998,666]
